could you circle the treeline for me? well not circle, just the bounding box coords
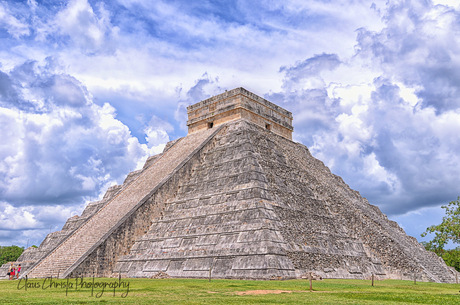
[0,246,24,266]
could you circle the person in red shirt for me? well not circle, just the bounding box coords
[9,265,15,280]
[16,264,21,279]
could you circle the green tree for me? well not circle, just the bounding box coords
[0,245,24,266]
[421,197,460,251]
[441,247,460,272]
[422,197,460,271]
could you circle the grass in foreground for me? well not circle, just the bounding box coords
[1,277,459,304]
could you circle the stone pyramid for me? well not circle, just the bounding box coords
[6,88,457,282]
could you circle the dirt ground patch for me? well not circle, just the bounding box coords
[234,290,294,295]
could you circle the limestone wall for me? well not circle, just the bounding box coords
[187,87,293,140]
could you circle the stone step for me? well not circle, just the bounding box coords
[25,127,221,278]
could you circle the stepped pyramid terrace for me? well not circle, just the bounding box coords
[2,87,457,282]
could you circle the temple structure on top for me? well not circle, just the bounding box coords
[187,87,293,140]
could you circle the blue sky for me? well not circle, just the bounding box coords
[1,0,460,249]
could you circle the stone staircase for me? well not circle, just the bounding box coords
[25,127,221,279]
[415,249,456,283]
[362,201,456,283]
[369,209,456,283]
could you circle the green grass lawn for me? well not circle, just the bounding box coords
[1,277,459,304]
